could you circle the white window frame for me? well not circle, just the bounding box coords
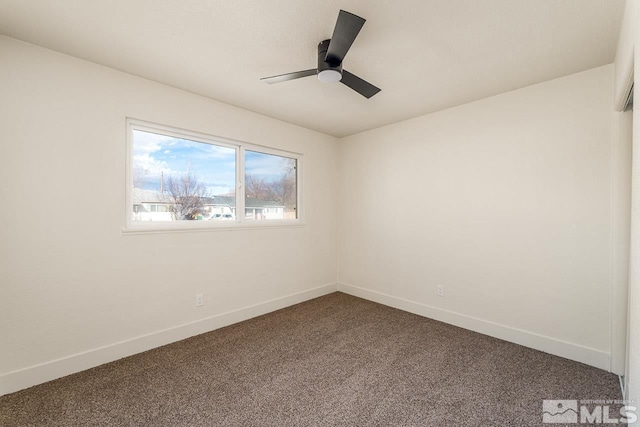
[124,118,304,234]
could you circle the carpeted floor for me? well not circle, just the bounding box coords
[0,292,623,426]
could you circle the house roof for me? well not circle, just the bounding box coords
[131,188,171,205]
[132,188,284,208]
[204,195,284,208]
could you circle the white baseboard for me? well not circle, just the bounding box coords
[0,283,338,396]
[337,282,610,371]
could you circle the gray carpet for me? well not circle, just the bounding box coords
[0,292,622,426]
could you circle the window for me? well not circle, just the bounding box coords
[126,119,302,231]
[245,150,297,221]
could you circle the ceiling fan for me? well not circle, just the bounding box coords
[261,10,381,99]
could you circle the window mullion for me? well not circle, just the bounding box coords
[237,146,245,223]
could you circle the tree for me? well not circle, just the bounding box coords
[245,158,296,209]
[166,170,209,220]
[280,163,296,208]
[132,164,146,189]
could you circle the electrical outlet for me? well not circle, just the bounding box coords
[437,285,445,297]
[195,293,204,307]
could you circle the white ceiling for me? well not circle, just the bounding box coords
[0,0,625,137]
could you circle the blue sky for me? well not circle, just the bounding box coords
[132,130,293,195]
[245,150,295,180]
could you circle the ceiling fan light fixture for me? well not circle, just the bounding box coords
[318,69,342,83]
[260,11,380,98]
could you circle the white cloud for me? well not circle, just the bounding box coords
[132,130,174,181]
[132,130,237,191]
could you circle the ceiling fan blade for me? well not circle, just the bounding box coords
[325,10,365,65]
[341,70,381,99]
[261,69,317,84]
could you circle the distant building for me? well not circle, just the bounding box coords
[131,188,285,221]
[245,197,286,220]
[132,188,173,221]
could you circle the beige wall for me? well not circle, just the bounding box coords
[0,36,339,393]
[338,65,616,368]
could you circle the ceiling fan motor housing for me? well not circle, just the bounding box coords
[317,39,342,83]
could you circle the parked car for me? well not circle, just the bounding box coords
[210,213,234,220]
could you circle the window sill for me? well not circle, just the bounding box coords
[122,220,306,235]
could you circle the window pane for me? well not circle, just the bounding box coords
[244,150,297,220]
[132,129,236,222]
